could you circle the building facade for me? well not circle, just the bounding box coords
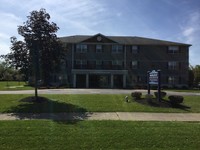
[57,33,191,89]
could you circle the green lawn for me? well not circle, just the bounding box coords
[0,81,33,90]
[0,94,199,113]
[0,120,199,150]
[166,89,200,93]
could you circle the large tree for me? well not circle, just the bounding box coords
[17,8,63,86]
[3,37,30,80]
[2,8,63,86]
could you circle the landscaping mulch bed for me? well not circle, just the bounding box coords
[20,96,49,103]
[135,98,172,108]
[135,98,191,110]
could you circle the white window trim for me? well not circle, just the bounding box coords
[112,60,123,66]
[96,45,102,53]
[76,44,87,53]
[168,61,177,70]
[132,45,138,54]
[132,61,138,69]
[112,45,123,53]
[168,76,176,84]
[168,46,179,54]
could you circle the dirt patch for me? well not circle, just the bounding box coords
[20,96,49,103]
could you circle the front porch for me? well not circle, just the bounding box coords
[72,69,128,88]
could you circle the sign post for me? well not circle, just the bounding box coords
[157,70,161,102]
[147,70,161,102]
[147,71,150,94]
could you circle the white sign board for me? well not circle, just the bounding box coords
[149,70,158,85]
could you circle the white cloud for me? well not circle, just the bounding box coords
[46,0,109,35]
[180,10,200,65]
[183,27,195,37]
[0,12,23,55]
[181,11,200,42]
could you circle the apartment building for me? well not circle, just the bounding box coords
[58,33,191,88]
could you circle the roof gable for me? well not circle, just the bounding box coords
[81,33,117,43]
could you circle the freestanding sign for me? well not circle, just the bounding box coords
[147,70,161,102]
[149,70,158,85]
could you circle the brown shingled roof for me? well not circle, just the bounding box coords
[59,34,191,46]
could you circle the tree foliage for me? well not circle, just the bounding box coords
[0,61,23,81]
[2,8,63,85]
[189,65,200,87]
[193,65,200,86]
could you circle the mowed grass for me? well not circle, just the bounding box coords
[0,120,199,150]
[0,94,200,113]
[166,89,200,93]
[0,81,33,90]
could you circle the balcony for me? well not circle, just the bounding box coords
[74,64,124,70]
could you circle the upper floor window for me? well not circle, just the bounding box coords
[112,60,123,66]
[168,46,179,54]
[168,61,177,70]
[132,45,139,54]
[112,45,123,53]
[76,44,87,53]
[96,45,102,53]
[75,60,87,65]
[96,60,102,66]
[131,61,138,69]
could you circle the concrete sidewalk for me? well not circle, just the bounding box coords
[0,112,200,122]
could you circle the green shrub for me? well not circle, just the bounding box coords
[131,92,142,100]
[154,91,167,99]
[168,95,184,104]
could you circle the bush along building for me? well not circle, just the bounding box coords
[57,33,191,89]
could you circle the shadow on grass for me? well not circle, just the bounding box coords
[3,96,89,124]
[135,98,191,111]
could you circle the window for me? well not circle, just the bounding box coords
[96,60,102,65]
[132,45,139,54]
[112,60,123,66]
[76,44,87,53]
[96,45,102,53]
[112,45,123,53]
[168,61,177,70]
[75,60,87,65]
[132,61,138,69]
[103,61,112,69]
[96,60,102,69]
[137,76,142,82]
[168,46,179,54]
[75,60,87,69]
[168,76,176,84]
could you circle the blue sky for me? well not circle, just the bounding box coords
[0,0,200,66]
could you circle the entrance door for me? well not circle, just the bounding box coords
[76,74,86,88]
[89,75,110,88]
[113,75,123,88]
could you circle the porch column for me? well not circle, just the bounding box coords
[123,74,126,88]
[86,74,89,88]
[111,74,114,88]
[73,74,76,88]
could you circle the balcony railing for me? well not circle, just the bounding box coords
[74,64,125,70]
